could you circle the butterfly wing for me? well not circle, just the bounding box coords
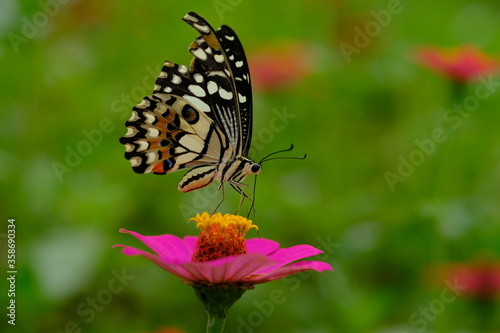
[182,12,253,156]
[215,24,253,156]
[119,92,232,176]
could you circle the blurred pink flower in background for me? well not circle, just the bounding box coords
[414,45,500,82]
[426,260,500,300]
[443,262,500,299]
[248,42,315,92]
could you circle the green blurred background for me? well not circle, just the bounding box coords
[1,0,500,332]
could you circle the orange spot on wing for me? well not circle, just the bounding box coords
[154,110,175,129]
[204,34,221,50]
[152,162,165,174]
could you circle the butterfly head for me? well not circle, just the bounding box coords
[225,157,262,185]
[249,162,262,175]
[236,158,262,179]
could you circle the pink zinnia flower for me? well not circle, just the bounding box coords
[114,212,332,286]
[115,212,332,332]
[414,45,500,82]
[248,42,314,92]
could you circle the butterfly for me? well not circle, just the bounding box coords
[119,12,262,195]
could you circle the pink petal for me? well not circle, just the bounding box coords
[249,261,333,283]
[223,254,278,281]
[183,236,198,253]
[117,229,195,262]
[246,238,280,255]
[115,245,196,281]
[182,253,277,284]
[256,245,324,274]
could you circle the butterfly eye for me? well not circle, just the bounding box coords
[250,163,261,174]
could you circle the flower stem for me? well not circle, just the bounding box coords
[192,285,249,333]
[206,311,227,333]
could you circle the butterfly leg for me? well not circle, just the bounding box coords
[229,181,256,219]
[211,183,225,215]
[235,186,247,215]
[229,181,250,199]
[239,184,259,236]
[227,181,259,234]
[246,192,257,220]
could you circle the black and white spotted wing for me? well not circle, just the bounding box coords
[119,12,261,193]
[181,12,253,156]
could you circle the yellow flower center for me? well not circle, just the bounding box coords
[190,212,258,262]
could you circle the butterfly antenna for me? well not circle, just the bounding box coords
[259,144,294,163]
[259,144,307,164]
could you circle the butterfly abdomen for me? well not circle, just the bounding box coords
[178,165,218,192]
